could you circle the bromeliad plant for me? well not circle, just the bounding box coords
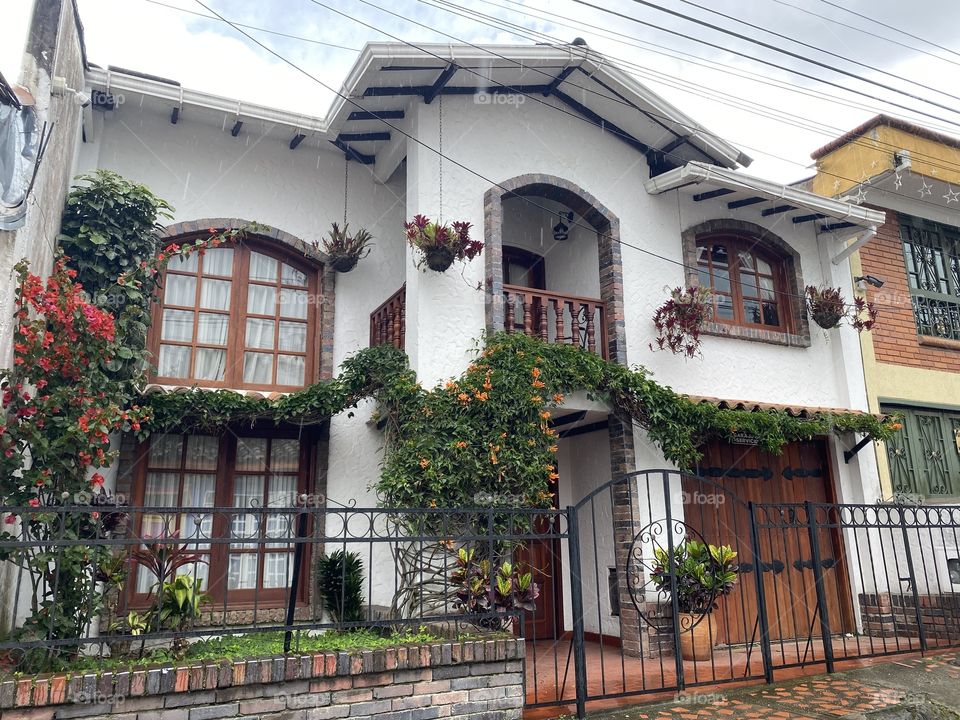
[805,286,878,332]
[649,539,739,615]
[651,286,714,359]
[316,550,366,625]
[321,222,374,273]
[404,214,482,272]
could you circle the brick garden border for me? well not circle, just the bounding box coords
[0,638,525,720]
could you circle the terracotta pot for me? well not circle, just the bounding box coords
[677,612,716,661]
[425,246,455,272]
[330,253,360,273]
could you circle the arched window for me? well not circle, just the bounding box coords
[150,239,320,390]
[696,234,791,331]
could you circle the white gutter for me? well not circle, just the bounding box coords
[644,161,886,229]
[85,67,330,135]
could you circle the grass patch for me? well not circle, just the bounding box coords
[38,628,444,675]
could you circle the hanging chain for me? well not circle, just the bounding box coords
[343,154,349,226]
[438,94,443,223]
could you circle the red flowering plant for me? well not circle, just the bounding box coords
[404,214,482,272]
[650,286,714,359]
[0,225,245,670]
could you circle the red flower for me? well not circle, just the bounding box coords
[28,498,40,508]
[90,473,105,488]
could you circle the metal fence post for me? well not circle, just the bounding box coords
[805,501,834,674]
[283,510,309,653]
[748,502,774,684]
[663,472,685,692]
[566,506,588,720]
[897,507,928,653]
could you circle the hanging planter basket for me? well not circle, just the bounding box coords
[321,223,373,274]
[425,246,455,272]
[810,307,844,330]
[329,253,360,274]
[805,285,880,332]
[405,215,482,273]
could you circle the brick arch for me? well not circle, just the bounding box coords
[161,218,327,267]
[484,173,626,364]
[681,218,811,347]
[160,218,336,379]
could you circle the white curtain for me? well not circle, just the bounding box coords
[200,278,231,311]
[245,318,275,349]
[197,312,228,345]
[158,344,190,378]
[164,275,196,306]
[281,263,307,287]
[243,351,273,384]
[247,284,276,315]
[279,289,308,319]
[203,247,234,276]
[249,252,277,282]
[276,355,304,386]
[194,348,225,381]
[278,321,306,352]
[161,309,194,342]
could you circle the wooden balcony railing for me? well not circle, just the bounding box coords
[370,284,406,350]
[503,284,607,358]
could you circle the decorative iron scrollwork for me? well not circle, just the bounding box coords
[624,519,717,633]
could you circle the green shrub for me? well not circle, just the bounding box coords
[316,550,365,625]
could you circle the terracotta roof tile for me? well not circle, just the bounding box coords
[685,394,889,420]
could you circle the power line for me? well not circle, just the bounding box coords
[416,0,960,181]
[186,0,910,315]
[817,0,960,62]
[572,0,960,131]
[766,0,960,69]
[141,0,960,180]
[673,0,960,105]
[140,0,360,52]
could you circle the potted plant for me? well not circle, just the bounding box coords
[404,214,483,272]
[322,222,374,273]
[806,286,879,332]
[650,539,739,661]
[650,286,714,358]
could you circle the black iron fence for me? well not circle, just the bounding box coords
[1,474,959,719]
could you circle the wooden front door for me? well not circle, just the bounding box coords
[687,439,853,645]
[515,473,560,640]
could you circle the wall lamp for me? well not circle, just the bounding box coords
[854,275,884,288]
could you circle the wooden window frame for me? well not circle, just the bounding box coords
[149,237,323,391]
[128,428,315,611]
[502,245,546,290]
[696,233,793,334]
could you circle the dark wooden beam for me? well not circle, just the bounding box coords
[549,410,587,428]
[289,133,306,150]
[727,196,766,209]
[559,420,609,439]
[347,110,405,121]
[330,139,375,164]
[170,107,180,124]
[792,212,828,224]
[692,188,735,202]
[820,221,857,232]
[363,84,548,97]
[424,63,458,104]
[543,66,576,96]
[230,120,243,137]
[336,132,390,142]
[551,88,652,155]
[761,204,796,216]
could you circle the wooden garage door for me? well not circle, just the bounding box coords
[686,439,853,645]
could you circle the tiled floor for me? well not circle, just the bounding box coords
[523,637,956,718]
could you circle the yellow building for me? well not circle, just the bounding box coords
[811,115,960,500]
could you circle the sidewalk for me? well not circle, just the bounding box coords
[588,652,960,719]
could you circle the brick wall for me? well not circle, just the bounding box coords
[858,209,960,371]
[0,639,525,720]
[859,592,960,641]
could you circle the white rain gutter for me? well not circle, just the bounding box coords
[644,161,886,231]
[85,67,330,135]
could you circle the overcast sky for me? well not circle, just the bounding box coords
[5,0,960,182]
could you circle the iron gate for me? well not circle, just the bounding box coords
[525,470,960,717]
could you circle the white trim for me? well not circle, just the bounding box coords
[644,161,887,234]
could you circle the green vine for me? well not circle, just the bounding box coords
[139,333,897,509]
